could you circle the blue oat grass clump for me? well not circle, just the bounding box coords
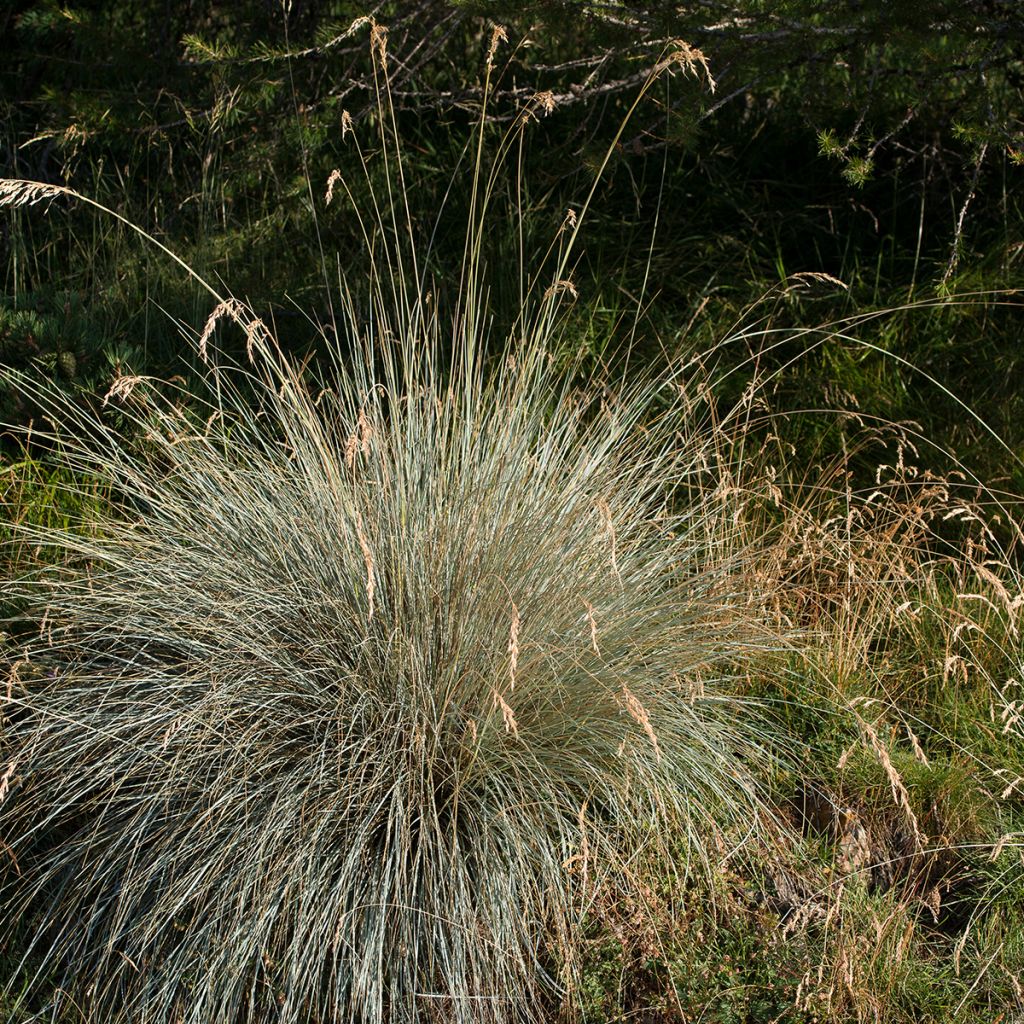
[0,44,780,1022]
[1,292,778,1023]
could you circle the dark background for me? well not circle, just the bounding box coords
[2,0,1022,481]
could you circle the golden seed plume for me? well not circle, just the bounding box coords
[353,512,376,621]
[507,599,521,688]
[103,374,147,406]
[662,41,716,93]
[197,298,268,364]
[854,707,925,851]
[620,685,661,763]
[533,91,556,115]
[582,599,599,656]
[0,761,16,804]
[492,689,519,738]
[370,22,388,70]
[325,169,343,205]
[544,279,578,302]
[0,179,68,208]
[198,299,245,362]
[595,498,619,577]
[486,25,507,69]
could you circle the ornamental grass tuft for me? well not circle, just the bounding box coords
[0,33,781,1024]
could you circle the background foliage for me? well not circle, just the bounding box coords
[3,0,1022,475]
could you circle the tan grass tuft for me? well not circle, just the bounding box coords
[486,25,508,70]
[243,317,269,363]
[582,599,600,656]
[492,689,519,738]
[905,724,930,766]
[344,407,373,469]
[543,279,578,302]
[989,832,1018,861]
[197,298,268,363]
[353,512,375,621]
[507,600,521,688]
[103,374,148,406]
[198,299,246,361]
[0,762,16,805]
[344,435,359,470]
[369,21,388,70]
[854,708,925,851]
[561,802,590,889]
[1000,776,1022,800]
[325,169,343,206]
[6,659,26,702]
[346,15,372,34]
[0,179,69,208]
[784,271,850,292]
[662,41,716,92]
[533,91,557,115]
[595,498,619,577]
[620,685,661,763]
[357,408,371,453]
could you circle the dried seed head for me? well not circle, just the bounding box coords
[1000,776,1022,800]
[620,685,661,763]
[662,41,716,93]
[198,299,246,362]
[243,317,270,363]
[856,712,925,851]
[544,279,578,302]
[346,15,372,35]
[345,408,373,470]
[595,498,619,577]
[325,169,343,205]
[0,179,68,208]
[344,436,359,471]
[197,298,268,364]
[533,91,556,115]
[784,271,849,292]
[582,599,599,656]
[486,25,508,69]
[353,512,376,621]
[507,599,521,688]
[561,803,590,888]
[492,689,519,738]
[0,761,16,804]
[103,374,147,407]
[370,22,388,70]
[358,408,372,453]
